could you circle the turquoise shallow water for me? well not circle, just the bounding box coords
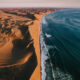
[41,9,80,80]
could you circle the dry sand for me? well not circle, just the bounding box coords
[0,10,33,67]
[29,14,42,80]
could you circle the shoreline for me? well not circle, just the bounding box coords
[29,13,51,80]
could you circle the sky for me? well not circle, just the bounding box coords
[0,0,80,8]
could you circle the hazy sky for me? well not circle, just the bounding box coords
[0,0,80,8]
[0,0,79,3]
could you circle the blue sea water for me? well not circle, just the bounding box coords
[40,9,80,80]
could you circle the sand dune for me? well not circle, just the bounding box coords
[0,9,55,80]
[0,11,33,66]
[0,10,37,80]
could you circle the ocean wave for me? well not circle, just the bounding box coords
[40,25,54,80]
[45,33,52,38]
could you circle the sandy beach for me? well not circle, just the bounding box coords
[29,12,54,80]
[29,14,42,80]
[29,13,52,80]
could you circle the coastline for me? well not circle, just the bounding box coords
[29,13,51,80]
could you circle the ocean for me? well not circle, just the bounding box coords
[40,9,80,80]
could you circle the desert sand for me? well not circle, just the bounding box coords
[0,9,55,80]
